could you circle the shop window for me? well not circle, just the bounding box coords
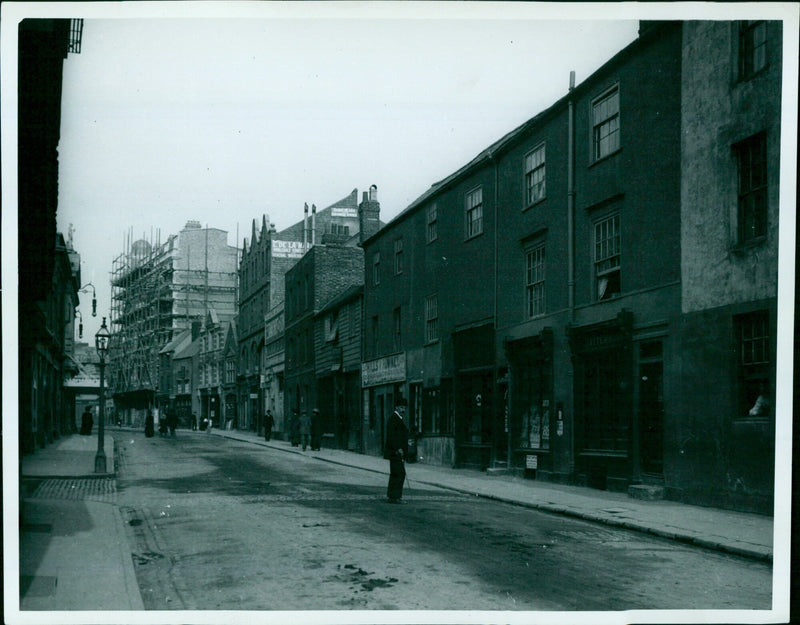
[422,388,441,434]
[594,214,621,300]
[581,344,630,452]
[516,361,551,450]
[736,310,772,420]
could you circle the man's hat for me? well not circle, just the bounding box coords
[313,408,320,413]
[395,398,407,408]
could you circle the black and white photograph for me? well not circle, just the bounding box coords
[2,2,797,624]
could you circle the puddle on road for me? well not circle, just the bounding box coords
[327,563,399,593]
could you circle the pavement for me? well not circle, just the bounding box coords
[12,426,776,616]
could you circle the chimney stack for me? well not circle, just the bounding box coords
[311,204,316,246]
[358,184,381,245]
[303,203,309,248]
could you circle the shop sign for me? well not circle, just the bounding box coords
[249,393,258,399]
[362,353,406,387]
[331,207,357,218]
[526,454,538,469]
[272,240,306,259]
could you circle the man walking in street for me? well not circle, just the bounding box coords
[384,398,409,504]
[264,409,275,441]
[311,408,322,451]
[299,411,312,451]
[80,406,94,435]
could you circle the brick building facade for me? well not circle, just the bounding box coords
[359,21,782,513]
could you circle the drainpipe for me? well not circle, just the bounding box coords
[487,148,507,469]
[567,70,576,475]
[568,70,576,322]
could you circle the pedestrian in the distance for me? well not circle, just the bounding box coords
[264,410,275,441]
[290,409,301,447]
[144,410,155,438]
[191,413,198,431]
[311,408,322,451]
[168,410,178,438]
[299,411,312,451]
[384,398,409,504]
[80,406,94,435]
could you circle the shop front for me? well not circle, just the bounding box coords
[361,352,406,458]
[453,323,499,470]
[505,328,555,479]
[568,311,634,492]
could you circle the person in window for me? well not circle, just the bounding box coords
[749,382,771,418]
[384,399,409,504]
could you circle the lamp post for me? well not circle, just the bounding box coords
[95,317,110,473]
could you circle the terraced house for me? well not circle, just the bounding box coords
[360,20,782,513]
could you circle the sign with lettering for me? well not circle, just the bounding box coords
[272,240,306,259]
[526,454,538,469]
[362,352,406,387]
[331,208,358,218]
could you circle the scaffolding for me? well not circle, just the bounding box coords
[109,225,238,407]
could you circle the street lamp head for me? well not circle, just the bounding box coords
[95,316,110,360]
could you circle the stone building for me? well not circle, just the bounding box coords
[671,20,782,512]
[109,221,238,425]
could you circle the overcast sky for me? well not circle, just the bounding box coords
[43,5,648,339]
[2,2,790,341]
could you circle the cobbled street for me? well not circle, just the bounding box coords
[111,429,772,611]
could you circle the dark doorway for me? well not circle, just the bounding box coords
[638,357,664,475]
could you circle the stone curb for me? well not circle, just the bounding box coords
[211,430,773,564]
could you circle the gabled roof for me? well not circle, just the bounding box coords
[173,337,201,360]
[223,318,238,356]
[204,308,220,328]
[159,328,192,355]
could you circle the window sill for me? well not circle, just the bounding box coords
[464,231,484,242]
[588,147,622,169]
[730,236,767,256]
[736,65,769,85]
[424,339,440,347]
